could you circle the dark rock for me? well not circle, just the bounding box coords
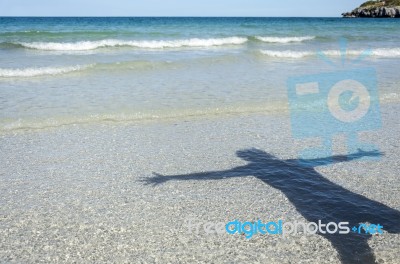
[342,4,400,18]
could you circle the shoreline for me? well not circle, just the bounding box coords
[1,96,400,136]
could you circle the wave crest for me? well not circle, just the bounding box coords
[0,65,93,77]
[260,50,313,58]
[16,37,248,51]
[255,36,315,43]
[260,48,400,58]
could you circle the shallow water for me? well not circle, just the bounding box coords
[1,17,400,132]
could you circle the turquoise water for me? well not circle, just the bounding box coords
[1,17,400,131]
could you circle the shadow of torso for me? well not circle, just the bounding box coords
[147,148,400,264]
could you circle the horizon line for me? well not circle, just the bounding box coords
[0,16,342,18]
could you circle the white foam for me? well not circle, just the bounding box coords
[17,37,248,51]
[260,50,313,58]
[255,36,315,43]
[0,65,92,77]
[380,92,400,102]
[321,48,400,58]
[260,48,400,59]
[370,48,400,57]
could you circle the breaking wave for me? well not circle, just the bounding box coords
[255,36,316,43]
[13,37,248,51]
[0,65,93,77]
[260,48,400,58]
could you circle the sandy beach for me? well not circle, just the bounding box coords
[1,102,399,263]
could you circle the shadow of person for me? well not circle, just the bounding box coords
[143,148,399,264]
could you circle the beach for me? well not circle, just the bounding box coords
[1,103,399,263]
[1,17,400,263]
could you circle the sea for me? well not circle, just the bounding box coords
[0,17,399,132]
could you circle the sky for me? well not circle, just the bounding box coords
[0,0,366,17]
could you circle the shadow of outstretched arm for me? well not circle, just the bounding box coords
[295,149,383,167]
[142,166,248,186]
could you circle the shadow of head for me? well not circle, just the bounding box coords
[236,148,278,163]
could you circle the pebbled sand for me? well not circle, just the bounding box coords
[0,104,399,263]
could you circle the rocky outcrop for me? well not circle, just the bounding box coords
[342,6,400,17]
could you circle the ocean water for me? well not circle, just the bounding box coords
[1,17,400,132]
